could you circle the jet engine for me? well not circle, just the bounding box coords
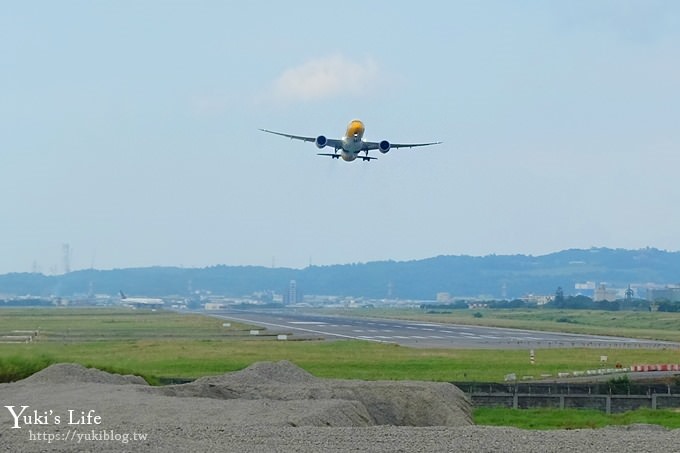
[315,135,328,149]
[378,140,391,154]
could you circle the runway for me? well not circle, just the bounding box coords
[202,308,679,349]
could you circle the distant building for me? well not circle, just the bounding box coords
[647,286,680,302]
[436,292,451,303]
[522,294,552,306]
[284,280,302,305]
[574,281,596,297]
[593,284,618,302]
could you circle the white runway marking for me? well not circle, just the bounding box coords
[209,314,388,343]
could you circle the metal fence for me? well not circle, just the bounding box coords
[452,381,680,414]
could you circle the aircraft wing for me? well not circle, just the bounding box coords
[363,141,442,150]
[259,129,316,143]
[259,129,343,149]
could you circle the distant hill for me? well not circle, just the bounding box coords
[0,248,678,300]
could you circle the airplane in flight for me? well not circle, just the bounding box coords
[260,119,441,162]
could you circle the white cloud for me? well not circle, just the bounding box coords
[270,55,379,102]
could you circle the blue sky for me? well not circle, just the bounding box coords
[2,1,679,274]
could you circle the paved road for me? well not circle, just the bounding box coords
[202,308,680,349]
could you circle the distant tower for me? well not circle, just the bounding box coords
[501,282,508,300]
[625,285,634,301]
[387,281,394,299]
[554,287,564,306]
[287,280,298,305]
[62,243,71,274]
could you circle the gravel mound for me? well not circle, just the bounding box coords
[148,360,473,427]
[19,363,148,385]
[2,362,679,452]
[208,360,319,386]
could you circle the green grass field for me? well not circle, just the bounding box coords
[1,307,679,384]
[473,407,680,429]
[0,307,254,341]
[1,307,679,429]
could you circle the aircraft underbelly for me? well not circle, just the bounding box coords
[341,150,356,161]
[342,138,362,153]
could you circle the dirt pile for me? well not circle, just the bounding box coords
[20,363,148,385]
[11,361,472,428]
[148,360,473,427]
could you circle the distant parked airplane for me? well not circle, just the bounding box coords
[260,119,441,162]
[119,291,164,308]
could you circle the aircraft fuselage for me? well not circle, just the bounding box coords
[338,120,366,161]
